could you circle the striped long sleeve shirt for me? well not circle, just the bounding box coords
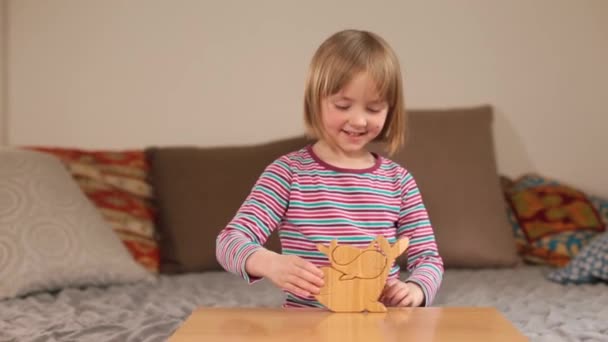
[216,145,444,308]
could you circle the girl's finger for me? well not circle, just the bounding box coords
[383,279,398,292]
[398,293,413,307]
[288,274,320,295]
[296,259,325,279]
[383,283,400,300]
[386,283,409,304]
[389,287,409,306]
[298,268,325,288]
[283,283,310,298]
[385,278,399,287]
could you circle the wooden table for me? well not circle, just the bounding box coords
[169,307,528,342]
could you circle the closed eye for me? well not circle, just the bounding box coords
[334,104,350,111]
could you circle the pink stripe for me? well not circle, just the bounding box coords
[257,181,289,198]
[403,196,423,205]
[290,194,398,204]
[288,211,397,219]
[296,178,399,190]
[284,228,398,236]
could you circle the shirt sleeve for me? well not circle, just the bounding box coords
[215,156,292,283]
[397,169,444,306]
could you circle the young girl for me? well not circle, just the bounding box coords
[216,29,443,309]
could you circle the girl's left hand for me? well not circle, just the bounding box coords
[379,279,425,307]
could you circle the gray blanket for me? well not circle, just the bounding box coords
[1,266,606,342]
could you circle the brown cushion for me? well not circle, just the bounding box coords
[371,105,519,268]
[146,137,310,273]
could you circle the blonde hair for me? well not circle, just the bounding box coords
[303,29,407,155]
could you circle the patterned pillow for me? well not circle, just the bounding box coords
[0,149,152,299]
[26,147,159,273]
[547,232,608,284]
[502,174,607,267]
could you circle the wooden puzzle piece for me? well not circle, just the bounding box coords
[315,236,409,313]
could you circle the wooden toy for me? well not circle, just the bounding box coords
[315,235,409,313]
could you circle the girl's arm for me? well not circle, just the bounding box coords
[215,156,293,283]
[397,170,444,306]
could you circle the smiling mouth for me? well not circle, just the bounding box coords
[342,130,366,137]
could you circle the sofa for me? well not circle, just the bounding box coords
[1,105,606,342]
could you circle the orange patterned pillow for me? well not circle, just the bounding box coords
[26,147,159,273]
[502,174,606,267]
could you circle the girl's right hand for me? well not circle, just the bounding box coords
[246,249,325,297]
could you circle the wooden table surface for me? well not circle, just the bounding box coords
[169,307,528,342]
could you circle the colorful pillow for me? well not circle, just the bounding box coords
[0,148,152,299]
[502,174,607,267]
[26,147,159,273]
[547,232,608,284]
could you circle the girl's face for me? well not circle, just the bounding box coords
[320,72,389,156]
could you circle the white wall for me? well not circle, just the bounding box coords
[6,0,608,197]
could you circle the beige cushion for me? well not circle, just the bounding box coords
[0,149,152,300]
[371,105,519,268]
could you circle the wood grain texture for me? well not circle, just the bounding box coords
[169,307,529,342]
[315,235,409,312]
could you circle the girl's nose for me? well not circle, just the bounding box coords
[349,112,367,129]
